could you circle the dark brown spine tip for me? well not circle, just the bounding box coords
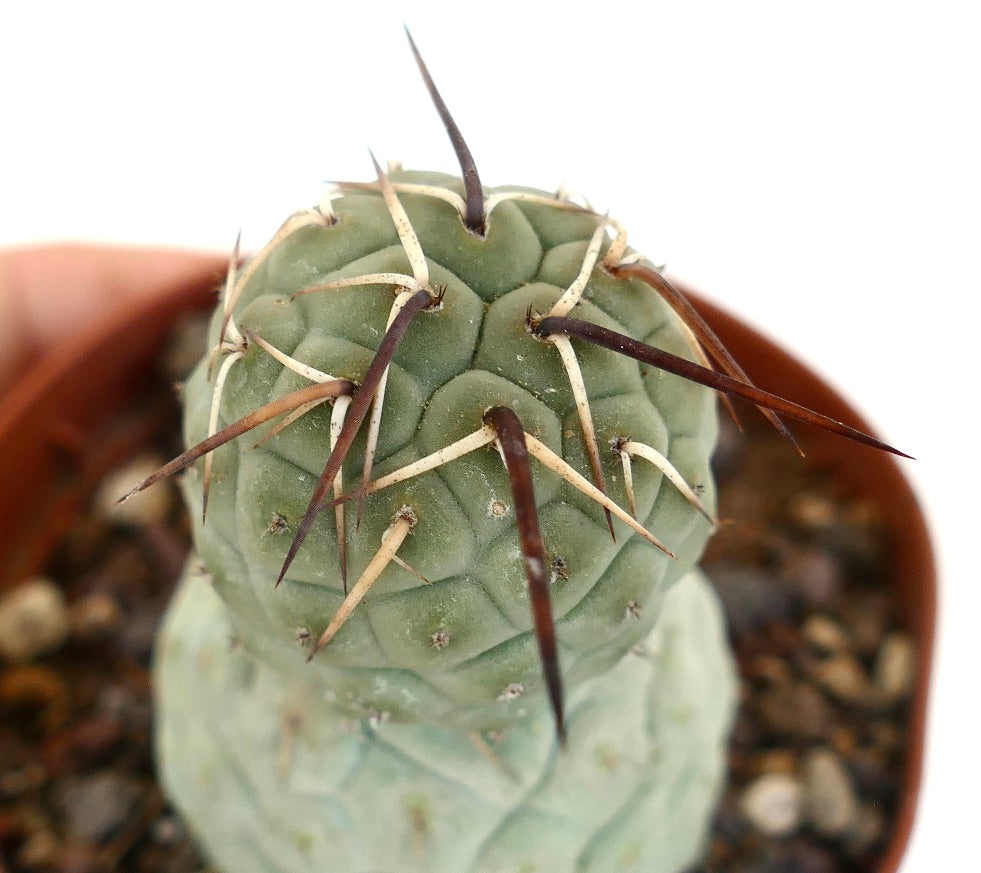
[404,26,486,236]
[483,406,566,743]
[119,379,353,508]
[535,316,912,460]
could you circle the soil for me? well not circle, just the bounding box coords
[0,358,913,872]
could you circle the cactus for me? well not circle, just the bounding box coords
[129,32,906,873]
[169,161,727,732]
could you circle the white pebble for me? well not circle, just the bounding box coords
[813,654,875,705]
[802,614,852,653]
[93,454,172,527]
[874,633,916,703]
[740,772,804,836]
[802,748,859,836]
[0,578,70,662]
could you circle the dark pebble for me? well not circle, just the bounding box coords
[43,714,125,773]
[118,600,168,661]
[58,839,104,873]
[56,515,115,575]
[709,564,794,636]
[88,544,154,604]
[149,813,187,847]
[53,772,142,841]
[97,684,152,731]
[825,501,886,577]
[755,681,833,741]
[845,745,896,801]
[134,839,208,873]
[778,546,843,610]
[0,806,26,847]
[768,838,839,873]
[839,590,891,657]
[0,664,72,734]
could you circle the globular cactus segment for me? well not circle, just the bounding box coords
[168,164,722,733]
[156,560,737,873]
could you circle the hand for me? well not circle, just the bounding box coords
[0,244,226,390]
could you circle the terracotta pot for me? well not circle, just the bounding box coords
[0,275,934,872]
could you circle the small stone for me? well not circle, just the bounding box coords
[839,590,890,656]
[867,719,904,752]
[829,726,859,757]
[93,454,173,527]
[58,516,114,572]
[43,715,125,771]
[54,773,141,841]
[0,665,71,732]
[873,633,916,703]
[740,772,803,836]
[846,803,886,854]
[845,745,894,800]
[139,841,205,873]
[150,813,187,846]
[96,684,151,730]
[789,493,836,530]
[751,748,798,776]
[69,592,122,642]
[17,827,61,868]
[756,682,832,741]
[802,748,859,837]
[801,615,852,654]
[0,578,70,662]
[0,763,47,796]
[812,654,877,706]
[710,564,793,635]
[779,547,842,608]
[770,839,838,873]
[746,654,793,685]
[0,807,25,843]
[119,601,167,660]
[832,501,886,571]
[58,840,101,873]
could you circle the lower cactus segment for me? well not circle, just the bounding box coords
[155,560,736,873]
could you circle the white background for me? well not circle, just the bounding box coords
[2,3,976,870]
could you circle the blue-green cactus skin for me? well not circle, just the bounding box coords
[156,561,736,873]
